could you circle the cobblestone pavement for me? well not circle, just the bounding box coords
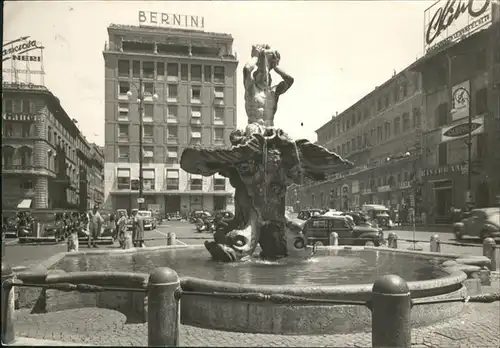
[14,281,500,347]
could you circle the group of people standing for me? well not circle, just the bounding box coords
[107,208,145,248]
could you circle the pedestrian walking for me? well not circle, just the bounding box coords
[87,203,104,248]
[116,210,128,249]
[131,209,145,248]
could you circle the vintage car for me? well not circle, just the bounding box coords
[166,212,182,221]
[297,209,324,221]
[361,204,394,230]
[453,207,500,240]
[2,210,19,238]
[138,210,155,230]
[303,214,385,247]
[151,209,162,225]
[342,211,379,228]
[189,210,212,223]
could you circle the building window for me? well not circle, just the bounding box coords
[118,60,129,77]
[142,61,154,79]
[144,82,154,96]
[167,84,178,101]
[144,104,154,121]
[167,105,178,122]
[132,61,141,78]
[166,147,178,164]
[204,65,212,82]
[412,107,421,127]
[166,169,179,190]
[22,100,31,113]
[364,108,370,120]
[118,103,129,121]
[142,146,154,164]
[191,86,201,103]
[213,66,225,83]
[394,87,400,103]
[117,168,131,189]
[118,124,129,141]
[191,106,202,124]
[346,141,350,154]
[4,100,13,114]
[142,169,155,190]
[214,177,225,190]
[157,62,165,80]
[438,143,447,165]
[401,82,408,98]
[48,127,52,142]
[191,127,202,145]
[384,95,390,108]
[402,113,410,131]
[181,64,188,81]
[118,147,130,163]
[436,102,449,127]
[384,122,391,139]
[167,63,178,81]
[20,180,33,190]
[167,126,178,142]
[475,88,488,114]
[190,175,203,190]
[377,99,382,111]
[214,107,224,124]
[214,87,224,105]
[143,125,154,139]
[363,132,368,147]
[377,126,383,142]
[214,128,224,144]
[351,138,356,151]
[118,82,129,98]
[191,65,202,82]
[22,123,32,137]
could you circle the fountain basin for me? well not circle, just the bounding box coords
[15,245,489,335]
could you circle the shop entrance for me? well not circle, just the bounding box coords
[164,195,181,214]
[213,196,226,211]
[433,180,453,217]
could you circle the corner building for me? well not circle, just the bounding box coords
[2,82,104,210]
[291,68,425,212]
[410,2,500,219]
[103,24,238,215]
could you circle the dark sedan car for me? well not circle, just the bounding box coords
[453,207,500,240]
[303,214,384,246]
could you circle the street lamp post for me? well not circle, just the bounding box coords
[127,78,158,210]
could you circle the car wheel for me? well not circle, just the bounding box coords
[364,240,376,247]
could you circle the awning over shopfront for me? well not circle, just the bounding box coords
[117,169,130,178]
[142,169,155,179]
[17,199,32,209]
[190,174,203,180]
[166,170,179,179]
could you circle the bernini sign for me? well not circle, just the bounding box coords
[424,0,492,53]
[139,11,205,30]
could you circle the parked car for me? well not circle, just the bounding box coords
[189,210,212,223]
[151,209,162,225]
[361,204,394,230]
[453,207,500,240]
[297,209,324,221]
[2,210,19,238]
[166,212,182,221]
[342,211,379,228]
[137,210,155,230]
[303,214,385,246]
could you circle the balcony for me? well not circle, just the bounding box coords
[377,185,391,192]
[398,181,412,189]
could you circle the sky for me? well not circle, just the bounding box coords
[3,0,434,146]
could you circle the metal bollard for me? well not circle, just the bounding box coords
[483,238,497,271]
[147,267,181,347]
[1,262,16,345]
[430,234,441,253]
[329,232,339,246]
[168,232,176,246]
[387,232,398,249]
[371,274,411,348]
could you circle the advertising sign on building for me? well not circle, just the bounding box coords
[138,11,205,30]
[441,115,484,143]
[450,80,471,121]
[2,36,45,86]
[424,0,492,53]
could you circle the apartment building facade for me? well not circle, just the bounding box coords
[103,24,238,215]
[290,69,424,212]
[2,82,104,210]
[409,0,500,218]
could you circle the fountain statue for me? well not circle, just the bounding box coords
[180,44,353,262]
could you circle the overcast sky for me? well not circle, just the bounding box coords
[3,1,434,145]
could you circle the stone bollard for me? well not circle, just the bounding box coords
[371,274,411,348]
[168,232,176,246]
[124,231,134,249]
[430,234,441,253]
[329,232,339,246]
[148,267,181,347]
[483,238,497,272]
[1,262,16,345]
[387,232,398,249]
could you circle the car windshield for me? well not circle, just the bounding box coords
[485,210,500,222]
[138,211,151,217]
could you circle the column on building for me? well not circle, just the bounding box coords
[33,115,48,208]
